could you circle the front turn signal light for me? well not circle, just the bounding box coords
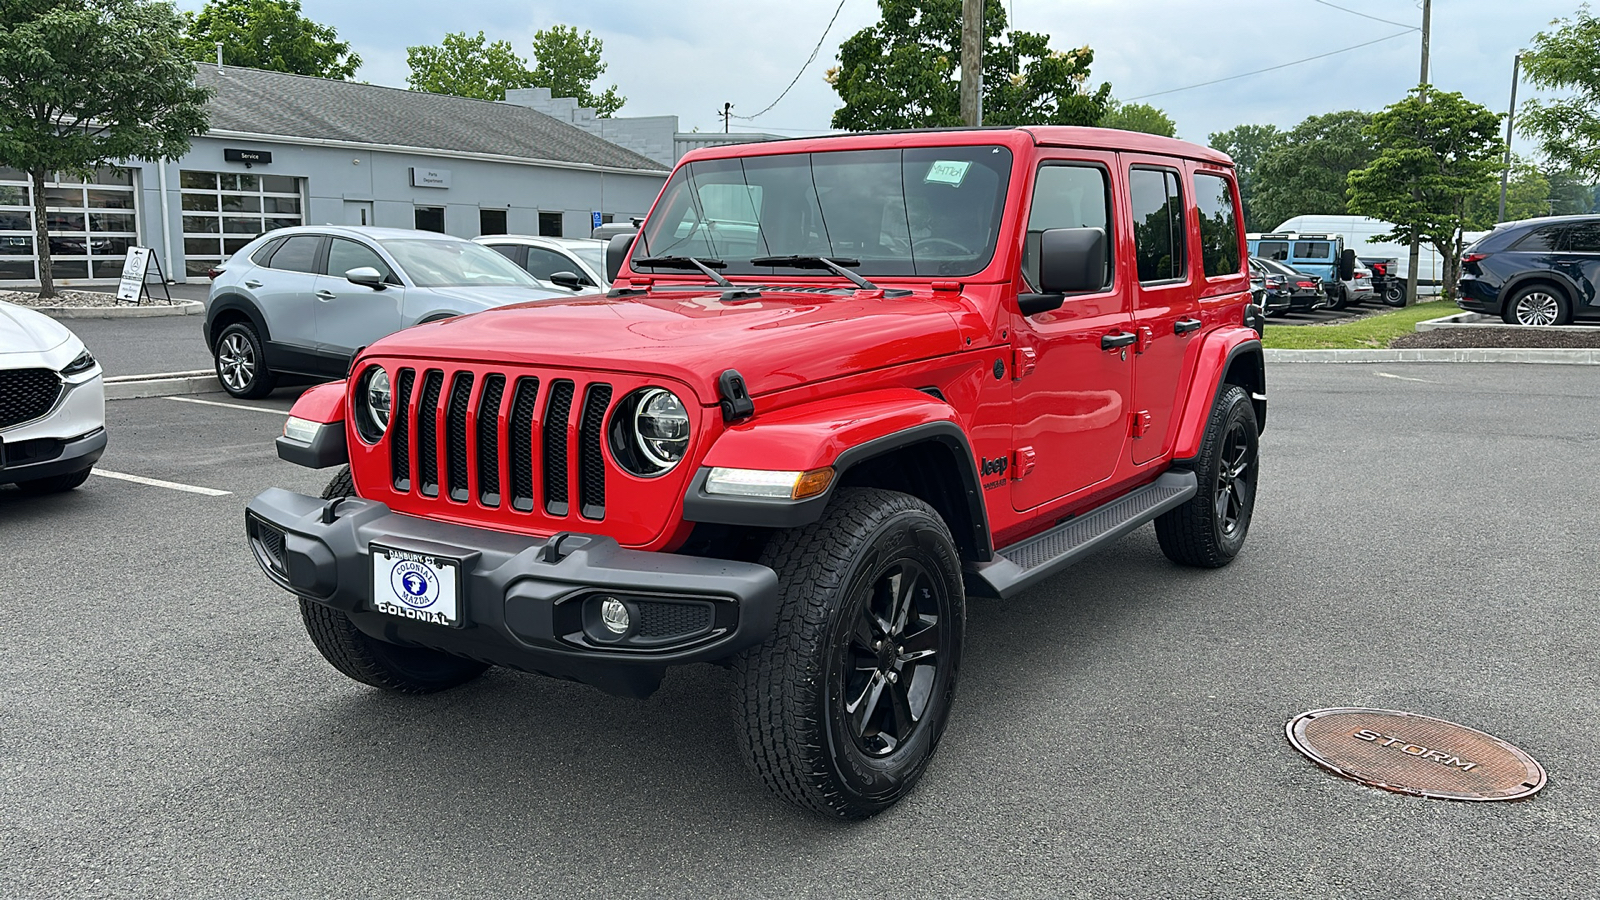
[705,466,835,500]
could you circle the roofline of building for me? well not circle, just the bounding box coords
[203,129,671,177]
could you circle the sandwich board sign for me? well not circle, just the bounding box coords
[115,247,170,304]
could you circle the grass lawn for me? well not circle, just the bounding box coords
[1261,301,1457,349]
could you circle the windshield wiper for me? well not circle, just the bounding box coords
[633,255,733,286]
[750,255,909,296]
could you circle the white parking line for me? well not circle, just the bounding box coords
[166,396,289,415]
[1374,371,1439,384]
[92,469,232,497]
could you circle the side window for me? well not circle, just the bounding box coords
[524,246,578,281]
[266,235,321,274]
[1193,173,1241,277]
[1256,240,1288,261]
[250,237,284,266]
[1561,223,1600,252]
[1130,167,1186,283]
[1292,241,1333,260]
[1512,226,1565,252]
[1024,164,1112,291]
[326,238,391,280]
[485,243,523,266]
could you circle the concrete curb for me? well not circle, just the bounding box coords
[1415,312,1599,333]
[36,299,204,319]
[103,370,217,400]
[1265,348,1600,365]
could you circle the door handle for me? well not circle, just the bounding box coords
[1101,331,1138,350]
[315,290,337,301]
[243,279,262,288]
[1174,318,1203,335]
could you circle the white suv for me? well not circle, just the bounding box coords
[0,300,105,494]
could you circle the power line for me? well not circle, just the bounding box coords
[1311,0,1418,30]
[733,0,851,120]
[1127,30,1417,101]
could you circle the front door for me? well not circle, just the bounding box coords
[314,236,401,363]
[1011,156,1134,512]
[1125,161,1200,464]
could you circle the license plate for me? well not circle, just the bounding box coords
[370,543,462,627]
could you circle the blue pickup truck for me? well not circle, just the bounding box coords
[1248,232,1375,309]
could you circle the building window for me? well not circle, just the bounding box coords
[0,166,138,282]
[179,170,303,277]
[539,211,563,237]
[479,208,507,235]
[415,206,445,233]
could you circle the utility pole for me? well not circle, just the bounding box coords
[960,0,983,126]
[720,102,732,133]
[1405,0,1431,306]
[1498,54,1522,223]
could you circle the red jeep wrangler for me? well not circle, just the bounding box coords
[247,127,1265,818]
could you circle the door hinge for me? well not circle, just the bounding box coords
[1135,325,1154,354]
[1130,410,1152,438]
[1013,446,1037,480]
[1012,345,1037,380]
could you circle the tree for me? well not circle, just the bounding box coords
[528,25,624,117]
[1099,101,1176,137]
[1465,157,1550,230]
[1347,87,1505,302]
[184,0,359,80]
[1208,123,1284,231]
[1250,111,1375,232]
[407,31,536,101]
[0,0,210,297]
[829,0,1111,131]
[1518,7,1600,180]
[1547,168,1600,215]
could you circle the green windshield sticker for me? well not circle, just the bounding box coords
[924,160,971,187]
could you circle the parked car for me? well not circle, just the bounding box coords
[1247,257,1291,316]
[1251,256,1327,313]
[1458,215,1600,326]
[1248,232,1367,308]
[1348,260,1377,305]
[204,227,564,398]
[248,127,1267,819]
[1361,257,1403,305]
[0,300,105,494]
[474,235,609,292]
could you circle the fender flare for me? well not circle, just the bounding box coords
[1171,330,1265,463]
[277,381,348,469]
[682,388,991,558]
[205,293,271,351]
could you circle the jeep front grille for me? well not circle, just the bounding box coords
[0,369,62,429]
[386,366,613,522]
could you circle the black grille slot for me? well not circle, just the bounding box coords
[542,380,575,516]
[578,384,612,520]
[390,368,415,490]
[248,515,287,578]
[445,372,474,502]
[415,370,444,497]
[476,374,506,507]
[0,369,61,429]
[508,377,539,512]
[636,601,713,639]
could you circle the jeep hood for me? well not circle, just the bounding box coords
[368,286,971,403]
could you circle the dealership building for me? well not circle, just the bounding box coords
[0,65,671,286]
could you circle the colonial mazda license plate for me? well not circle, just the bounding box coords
[370,543,462,627]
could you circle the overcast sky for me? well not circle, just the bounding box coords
[189,0,1579,146]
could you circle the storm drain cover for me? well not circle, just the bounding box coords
[1287,708,1545,801]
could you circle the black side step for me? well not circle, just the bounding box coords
[970,470,1198,599]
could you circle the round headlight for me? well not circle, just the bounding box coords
[634,388,690,469]
[353,365,390,443]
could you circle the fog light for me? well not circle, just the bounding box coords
[599,596,630,634]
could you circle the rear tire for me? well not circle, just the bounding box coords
[13,467,91,495]
[1502,285,1571,326]
[297,467,489,694]
[1156,384,1259,568]
[214,321,277,399]
[733,488,964,818]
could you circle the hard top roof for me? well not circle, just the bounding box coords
[675,126,1234,168]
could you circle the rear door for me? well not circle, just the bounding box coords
[253,233,324,365]
[314,237,402,361]
[1123,161,1198,465]
[1552,220,1600,316]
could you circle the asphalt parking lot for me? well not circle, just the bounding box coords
[2,364,1596,899]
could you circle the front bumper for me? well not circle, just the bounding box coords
[245,488,781,697]
[0,427,106,486]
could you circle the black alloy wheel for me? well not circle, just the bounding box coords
[1155,384,1260,568]
[837,559,946,758]
[1214,417,1254,539]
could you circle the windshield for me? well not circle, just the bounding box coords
[381,239,542,288]
[634,145,1014,278]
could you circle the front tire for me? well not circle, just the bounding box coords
[734,488,965,818]
[1156,384,1260,568]
[297,467,489,694]
[214,321,277,399]
[1502,285,1571,326]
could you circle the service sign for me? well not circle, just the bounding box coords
[410,167,451,188]
[116,247,153,303]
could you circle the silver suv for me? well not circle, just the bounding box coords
[204,226,561,398]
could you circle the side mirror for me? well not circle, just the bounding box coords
[606,231,637,284]
[1019,227,1107,315]
[346,266,386,290]
[1339,248,1356,281]
[550,270,589,291]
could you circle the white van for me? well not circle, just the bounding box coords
[1272,214,1487,291]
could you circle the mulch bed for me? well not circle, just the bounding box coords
[1391,326,1600,349]
[0,289,122,308]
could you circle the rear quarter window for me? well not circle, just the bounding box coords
[1511,226,1565,252]
[1193,173,1241,278]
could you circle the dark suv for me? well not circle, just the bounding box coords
[1458,216,1600,326]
